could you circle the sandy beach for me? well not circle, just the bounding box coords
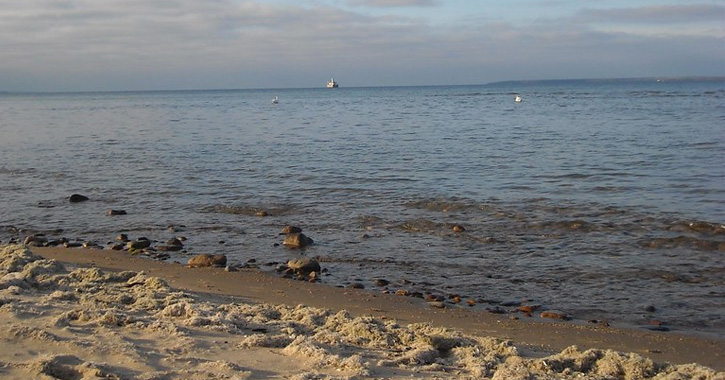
[0,244,722,379]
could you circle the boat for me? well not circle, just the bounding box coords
[514,95,522,102]
[272,96,279,104]
[327,78,339,88]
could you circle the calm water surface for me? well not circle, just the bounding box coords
[1,80,724,337]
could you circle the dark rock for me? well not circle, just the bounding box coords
[166,238,183,247]
[452,225,465,233]
[187,254,227,268]
[428,301,445,309]
[116,234,129,242]
[24,235,48,247]
[126,239,151,250]
[69,194,89,203]
[156,245,183,252]
[63,241,82,248]
[82,241,103,249]
[109,243,125,250]
[644,305,656,313]
[643,325,670,332]
[280,225,303,235]
[375,279,390,287]
[487,307,506,314]
[106,209,127,216]
[287,258,321,274]
[255,210,269,217]
[283,233,314,248]
[348,283,365,289]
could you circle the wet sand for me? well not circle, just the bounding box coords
[0,244,722,379]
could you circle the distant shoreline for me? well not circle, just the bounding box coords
[485,76,725,87]
[2,76,723,95]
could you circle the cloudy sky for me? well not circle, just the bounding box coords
[1,0,723,92]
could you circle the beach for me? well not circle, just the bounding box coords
[0,244,722,379]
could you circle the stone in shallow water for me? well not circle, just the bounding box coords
[282,233,314,248]
[69,194,89,203]
[286,258,320,274]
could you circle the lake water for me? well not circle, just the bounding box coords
[1,79,723,338]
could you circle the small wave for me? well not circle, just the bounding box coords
[666,221,725,235]
[202,203,299,216]
[641,236,725,251]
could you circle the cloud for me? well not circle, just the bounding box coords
[347,0,439,7]
[0,0,722,91]
[578,4,725,24]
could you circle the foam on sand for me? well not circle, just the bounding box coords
[0,244,721,379]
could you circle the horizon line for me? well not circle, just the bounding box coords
[3,75,724,95]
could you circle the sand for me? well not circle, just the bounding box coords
[0,244,722,379]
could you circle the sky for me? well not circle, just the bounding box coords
[1,0,723,92]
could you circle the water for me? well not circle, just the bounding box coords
[1,79,724,338]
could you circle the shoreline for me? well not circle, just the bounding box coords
[28,246,725,371]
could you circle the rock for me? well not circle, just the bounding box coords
[283,233,314,248]
[106,209,127,216]
[428,301,445,309]
[187,254,227,268]
[126,239,151,250]
[348,283,365,289]
[82,241,103,249]
[116,234,129,242]
[466,299,476,306]
[69,194,89,203]
[540,310,570,320]
[286,258,321,274]
[156,245,183,252]
[452,225,465,232]
[375,279,390,287]
[517,305,541,313]
[255,210,269,217]
[224,265,238,272]
[63,241,82,248]
[280,225,303,235]
[109,243,124,250]
[644,305,656,313]
[23,235,48,247]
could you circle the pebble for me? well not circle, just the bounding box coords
[540,310,570,320]
[452,225,465,232]
[280,225,303,235]
[517,305,541,313]
[69,194,89,203]
[283,233,314,248]
[187,254,227,268]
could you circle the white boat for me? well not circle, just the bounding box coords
[514,95,522,102]
[272,96,279,104]
[327,78,339,88]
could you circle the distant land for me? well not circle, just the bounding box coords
[485,76,725,87]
